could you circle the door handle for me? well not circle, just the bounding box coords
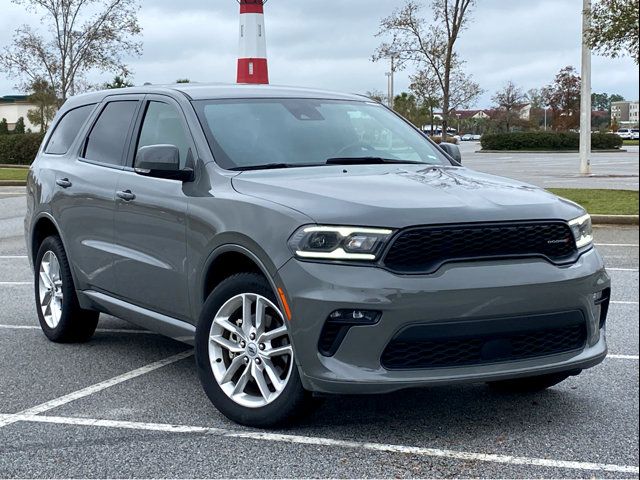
[116,190,136,201]
[56,178,72,188]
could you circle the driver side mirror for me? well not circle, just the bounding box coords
[439,142,462,164]
[135,145,194,181]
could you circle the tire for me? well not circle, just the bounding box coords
[487,370,579,393]
[34,235,99,343]
[195,272,313,427]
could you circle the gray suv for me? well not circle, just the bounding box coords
[25,84,610,427]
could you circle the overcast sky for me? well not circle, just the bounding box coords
[1,0,638,107]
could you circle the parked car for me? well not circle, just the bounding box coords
[616,128,633,139]
[26,84,610,427]
[461,134,474,141]
[472,134,482,141]
[631,129,639,140]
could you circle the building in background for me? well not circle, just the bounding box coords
[611,100,639,127]
[0,95,41,132]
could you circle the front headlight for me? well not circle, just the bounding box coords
[568,213,593,248]
[288,225,394,261]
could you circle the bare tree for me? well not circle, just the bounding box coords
[542,66,582,131]
[492,81,527,132]
[373,0,480,137]
[0,0,142,104]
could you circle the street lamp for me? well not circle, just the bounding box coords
[579,0,592,174]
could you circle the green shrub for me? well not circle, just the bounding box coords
[481,132,623,151]
[0,133,45,165]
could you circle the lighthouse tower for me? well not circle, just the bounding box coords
[237,0,269,84]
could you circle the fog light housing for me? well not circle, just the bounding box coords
[319,309,381,356]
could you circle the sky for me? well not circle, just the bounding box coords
[1,0,638,108]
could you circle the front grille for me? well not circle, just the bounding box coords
[381,311,587,370]
[383,222,577,273]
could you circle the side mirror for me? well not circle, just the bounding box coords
[135,145,193,181]
[439,142,462,164]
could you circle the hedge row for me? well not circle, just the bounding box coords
[0,133,45,165]
[480,132,623,151]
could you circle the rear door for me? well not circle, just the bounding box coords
[51,96,142,293]
[111,95,196,320]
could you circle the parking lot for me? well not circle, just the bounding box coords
[0,187,638,478]
[460,143,639,190]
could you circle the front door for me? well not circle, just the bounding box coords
[112,96,195,321]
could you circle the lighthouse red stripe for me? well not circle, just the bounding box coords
[240,4,264,14]
[237,58,269,84]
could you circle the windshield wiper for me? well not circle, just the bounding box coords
[230,163,321,171]
[325,157,426,166]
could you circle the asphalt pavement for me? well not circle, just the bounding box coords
[0,187,638,478]
[461,142,639,190]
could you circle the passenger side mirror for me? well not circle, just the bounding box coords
[439,142,462,164]
[134,145,194,181]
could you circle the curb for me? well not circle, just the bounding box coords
[0,181,26,187]
[0,164,29,169]
[591,214,639,226]
[476,149,627,154]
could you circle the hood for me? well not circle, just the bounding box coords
[231,165,584,228]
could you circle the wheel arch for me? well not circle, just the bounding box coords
[200,244,285,316]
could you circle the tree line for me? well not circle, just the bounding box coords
[372,0,637,135]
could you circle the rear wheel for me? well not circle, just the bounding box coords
[487,371,578,393]
[35,236,99,343]
[196,273,312,427]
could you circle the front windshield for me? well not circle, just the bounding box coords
[193,98,451,170]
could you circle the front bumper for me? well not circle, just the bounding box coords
[277,248,610,394]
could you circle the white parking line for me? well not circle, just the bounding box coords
[0,414,635,475]
[0,255,28,259]
[0,324,157,335]
[607,268,639,272]
[0,350,193,428]
[596,244,639,247]
[611,300,639,305]
[609,354,639,360]
[0,282,30,285]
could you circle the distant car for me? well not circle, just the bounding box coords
[461,134,474,141]
[616,129,633,139]
[631,129,639,140]
[472,134,482,141]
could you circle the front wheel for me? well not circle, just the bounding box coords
[195,273,312,427]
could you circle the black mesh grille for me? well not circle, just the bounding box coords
[381,314,587,370]
[383,222,577,273]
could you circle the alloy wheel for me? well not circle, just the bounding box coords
[38,250,63,329]
[208,293,294,408]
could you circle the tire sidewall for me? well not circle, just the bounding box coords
[195,273,307,427]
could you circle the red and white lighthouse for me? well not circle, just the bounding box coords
[237,0,269,84]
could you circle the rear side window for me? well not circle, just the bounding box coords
[44,104,95,155]
[84,101,138,166]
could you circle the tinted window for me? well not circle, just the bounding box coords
[84,101,138,166]
[136,101,190,169]
[44,104,95,155]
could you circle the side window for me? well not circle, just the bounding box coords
[136,101,191,169]
[84,101,138,166]
[44,104,95,155]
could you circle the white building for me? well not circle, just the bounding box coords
[0,95,41,132]
[611,100,639,126]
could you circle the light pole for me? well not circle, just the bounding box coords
[544,107,548,131]
[579,0,592,174]
[386,55,396,109]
